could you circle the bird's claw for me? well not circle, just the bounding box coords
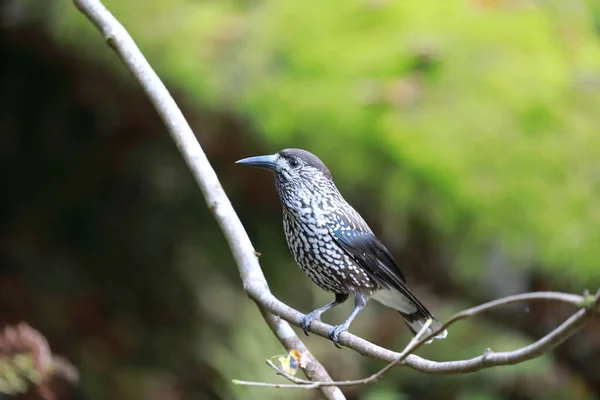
[328,325,347,349]
[300,311,320,336]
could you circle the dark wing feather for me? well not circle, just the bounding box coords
[330,228,406,286]
[329,213,435,318]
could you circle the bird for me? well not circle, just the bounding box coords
[236,148,447,347]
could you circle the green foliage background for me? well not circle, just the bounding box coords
[5,0,600,399]
[55,0,600,284]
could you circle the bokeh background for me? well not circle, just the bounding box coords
[1,0,600,399]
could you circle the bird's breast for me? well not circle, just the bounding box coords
[282,209,377,294]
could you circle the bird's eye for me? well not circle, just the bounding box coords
[288,158,300,168]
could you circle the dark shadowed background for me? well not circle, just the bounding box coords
[1,0,600,399]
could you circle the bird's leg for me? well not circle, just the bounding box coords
[300,293,349,336]
[328,293,368,348]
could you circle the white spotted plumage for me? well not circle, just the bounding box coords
[280,171,377,294]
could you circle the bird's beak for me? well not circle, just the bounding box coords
[235,154,279,171]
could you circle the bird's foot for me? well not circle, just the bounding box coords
[300,311,322,336]
[328,324,348,349]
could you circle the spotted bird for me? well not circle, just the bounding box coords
[237,148,447,347]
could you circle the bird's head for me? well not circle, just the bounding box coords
[236,148,335,198]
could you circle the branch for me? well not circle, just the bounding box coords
[233,319,434,389]
[245,274,600,369]
[72,1,344,399]
[234,290,599,389]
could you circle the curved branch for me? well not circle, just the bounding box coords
[235,289,599,388]
[72,1,344,399]
[248,279,599,370]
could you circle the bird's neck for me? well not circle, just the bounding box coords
[275,176,342,216]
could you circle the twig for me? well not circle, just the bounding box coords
[233,290,599,388]
[246,287,599,368]
[260,321,432,386]
[71,1,344,399]
[247,319,433,388]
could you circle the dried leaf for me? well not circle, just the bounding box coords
[277,355,295,376]
[275,349,305,376]
[0,323,78,398]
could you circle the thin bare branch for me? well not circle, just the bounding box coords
[245,280,600,370]
[242,319,434,389]
[234,289,599,389]
[72,1,344,398]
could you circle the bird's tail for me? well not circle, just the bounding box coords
[398,310,447,343]
[372,288,447,343]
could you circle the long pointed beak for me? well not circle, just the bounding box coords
[235,154,279,171]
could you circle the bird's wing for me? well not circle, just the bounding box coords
[329,212,435,317]
[329,215,406,286]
